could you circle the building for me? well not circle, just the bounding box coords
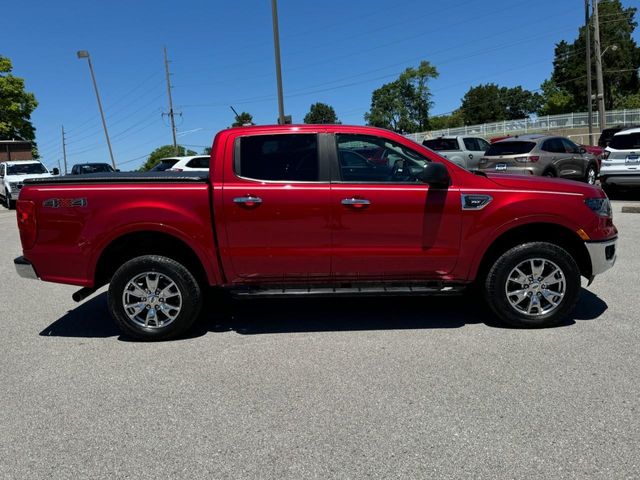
[0,140,33,162]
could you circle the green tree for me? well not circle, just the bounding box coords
[140,145,197,171]
[365,61,438,133]
[0,55,38,155]
[429,110,465,130]
[460,84,542,125]
[546,0,640,112]
[303,103,340,124]
[232,112,253,127]
[538,79,574,116]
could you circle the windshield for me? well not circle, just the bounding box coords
[423,138,459,151]
[485,141,536,156]
[610,133,640,150]
[7,163,48,175]
[151,159,178,171]
[77,164,114,173]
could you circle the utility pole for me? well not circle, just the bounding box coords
[585,0,594,145]
[163,46,179,155]
[271,0,286,125]
[592,0,606,132]
[61,125,68,175]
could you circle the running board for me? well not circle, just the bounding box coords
[229,284,467,299]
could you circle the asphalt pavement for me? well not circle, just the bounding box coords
[0,200,638,479]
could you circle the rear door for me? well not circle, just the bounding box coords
[219,132,332,283]
[541,138,572,176]
[560,138,587,179]
[330,133,461,280]
[463,137,490,170]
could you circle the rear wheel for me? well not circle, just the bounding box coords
[108,255,202,340]
[543,169,556,178]
[484,242,581,328]
[585,164,597,185]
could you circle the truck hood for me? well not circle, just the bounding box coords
[4,173,54,183]
[485,173,603,197]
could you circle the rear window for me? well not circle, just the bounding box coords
[609,133,640,150]
[186,157,209,169]
[151,159,178,171]
[423,138,459,151]
[485,141,536,156]
[237,134,319,181]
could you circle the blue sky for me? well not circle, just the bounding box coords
[3,0,638,171]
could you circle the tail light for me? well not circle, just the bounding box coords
[529,156,540,162]
[17,200,37,249]
[515,156,539,163]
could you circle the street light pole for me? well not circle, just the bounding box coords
[270,0,286,125]
[76,50,116,169]
[592,1,606,132]
[585,0,594,145]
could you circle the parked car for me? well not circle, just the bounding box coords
[14,125,616,340]
[161,155,210,172]
[600,127,640,192]
[70,163,116,175]
[477,135,599,185]
[598,124,640,148]
[0,160,59,209]
[422,136,490,170]
[150,158,179,172]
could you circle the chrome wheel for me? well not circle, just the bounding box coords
[504,258,566,316]
[122,271,182,329]
[587,167,597,185]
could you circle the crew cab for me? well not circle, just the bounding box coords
[14,125,617,340]
[1,160,59,209]
[422,135,490,170]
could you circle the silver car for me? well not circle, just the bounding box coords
[477,134,598,184]
[601,127,640,192]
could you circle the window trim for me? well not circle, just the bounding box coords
[232,133,330,184]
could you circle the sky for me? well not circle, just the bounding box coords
[2,0,638,171]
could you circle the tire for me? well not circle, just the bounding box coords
[543,169,556,178]
[3,189,12,209]
[585,164,597,185]
[108,255,202,341]
[484,242,581,328]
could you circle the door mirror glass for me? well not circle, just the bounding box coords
[420,163,450,188]
[52,168,60,175]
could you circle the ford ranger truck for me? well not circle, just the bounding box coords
[14,125,617,340]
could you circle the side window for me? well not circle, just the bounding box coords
[0,164,4,177]
[186,157,209,169]
[477,138,490,152]
[542,139,563,153]
[336,134,429,183]
[463,138,478,151]
[237,134,319,181]
[561,138,579,154]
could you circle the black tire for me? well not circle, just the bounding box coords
[585,163,598,185]
[3,189,12,209]
[108,255,202,341]
[543,169,556,178]
[484,242,581,328]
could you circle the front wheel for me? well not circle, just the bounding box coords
[585,164,597,185]
[484,242,581,328]
[108,255,202,340]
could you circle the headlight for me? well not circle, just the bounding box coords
[585,197,612,217]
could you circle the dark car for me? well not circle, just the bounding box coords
[598,125,640,148]
[70,163,116,175]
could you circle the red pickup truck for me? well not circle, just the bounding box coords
[14,125,617,340]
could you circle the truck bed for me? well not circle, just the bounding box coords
[23,171,209,185]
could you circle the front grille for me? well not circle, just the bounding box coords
[605,244,615,261]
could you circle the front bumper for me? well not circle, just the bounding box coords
[585,237,617,277]
[600,173,640,187]
[14,256,39,280]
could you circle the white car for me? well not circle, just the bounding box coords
[150,155,210,172]
[0,160,59,209]
[601,127,640,192]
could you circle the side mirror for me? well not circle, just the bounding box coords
[420,162,450,188]
[579,147,587,154]
[52,168,60,175]
[115,169,121,172]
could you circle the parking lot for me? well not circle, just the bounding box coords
[0,201,639,479]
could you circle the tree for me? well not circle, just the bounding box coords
[232,112,253,127]
[365,61,438,133]
[544,0,640,113]
[0,55,38,155]
[303,103,339,124]
[537,79,574,116]
[429,110,465,131]
[140,145,197,171]
[460,84,542,125]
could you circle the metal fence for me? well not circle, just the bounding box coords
[405,109,640,143]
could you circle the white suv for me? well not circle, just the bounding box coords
[149,155,210,172]
[0,160,58,209]
[601,127,640,192]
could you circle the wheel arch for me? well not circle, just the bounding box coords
[94,230,212,289]
[474,222,592,284]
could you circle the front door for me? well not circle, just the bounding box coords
[330,133,461,281]
[219,132,332,283]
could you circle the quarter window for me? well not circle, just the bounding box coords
[237,134,319,181]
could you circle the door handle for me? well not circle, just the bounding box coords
[233,196,262,207]
[341,198,371,209]
[468,154,473,159]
